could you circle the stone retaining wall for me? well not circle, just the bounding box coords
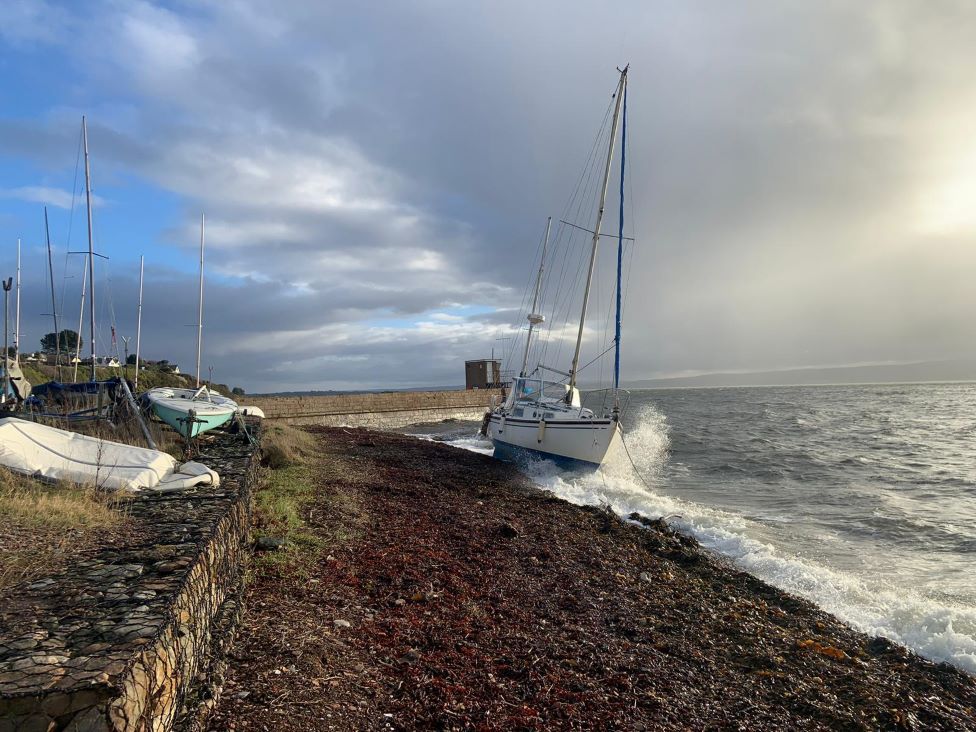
[246,388,501,429]
[0,425,259,731]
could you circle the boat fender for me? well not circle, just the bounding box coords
[499,414,506,434]
[537,419,546,444]
[479,411,491,436]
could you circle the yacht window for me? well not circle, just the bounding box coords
[514,408,524,417]
[544,412,554,419]
[519,382,542,401]
[542,383,569,400]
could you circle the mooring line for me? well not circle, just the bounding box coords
[619,427,654,490]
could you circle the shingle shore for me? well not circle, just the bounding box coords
[208,427,976,731]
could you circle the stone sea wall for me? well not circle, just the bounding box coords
[246,388,502,429]
[0,425,259,731]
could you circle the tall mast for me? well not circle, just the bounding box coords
[196,213,205,388]
[613,80,628,413]
[567,66,628,396]
[520,217,551,377]
[134,255,144,390]
[82,116,96,381]
[14,238,21,356]
[44,208,62,380]
[73,264,87,382]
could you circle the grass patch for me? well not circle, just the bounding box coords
[254,425,326,572]
[253,425,369,575]
[0,467,129,591]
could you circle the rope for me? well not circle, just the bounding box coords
[619,427,654,491]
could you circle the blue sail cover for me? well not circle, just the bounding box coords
[26,379,124,414]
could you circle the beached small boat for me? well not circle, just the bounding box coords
[485,66,631,470]
[143,214,237,438]
[143,386,237,438]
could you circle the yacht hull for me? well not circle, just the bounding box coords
[486,412,620,469]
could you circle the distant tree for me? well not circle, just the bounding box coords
[40,330,81,354]
[126,353,137,365]
[5,346,15,358]
[231,386,245,396]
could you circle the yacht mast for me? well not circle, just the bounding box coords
[134,255,143,390]
[44,208,62,380]
[14,239,21,356]
[82,116,96,381]
[613,80,628,413]
[73,265,87,382]
[520,216,551,377]
[567,66,628,396]
[196,213,205,388]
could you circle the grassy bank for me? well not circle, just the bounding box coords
[0,468,131,592]
[252,424,366,574]
[18,362,235,395]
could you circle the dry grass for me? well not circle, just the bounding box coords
[254,425,319,551]
[0,467,129,591]
[260,422,318,468]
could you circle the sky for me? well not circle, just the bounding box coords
[1,1,975,392]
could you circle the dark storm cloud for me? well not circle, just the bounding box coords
[2,1,976,390]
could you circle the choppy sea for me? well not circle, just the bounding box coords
[407,383,976,674]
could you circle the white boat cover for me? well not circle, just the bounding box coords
[0,417,220,493]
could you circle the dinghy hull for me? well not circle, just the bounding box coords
[143,387,237,438]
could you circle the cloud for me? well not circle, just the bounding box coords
[0,186,106,209]
[3,1,976,390]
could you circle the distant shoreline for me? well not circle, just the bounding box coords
[253,377,976,398]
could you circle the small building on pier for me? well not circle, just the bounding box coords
[465,359,503,390]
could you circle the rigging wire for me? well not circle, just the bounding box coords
[504,90,613,377]
[537,92,615,368]
[546,80,625,386]
[621,116,638,325]
[504,219,555,376]
[59,125,84,332]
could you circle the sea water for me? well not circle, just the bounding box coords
[408,383,976,674]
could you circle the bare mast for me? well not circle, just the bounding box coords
[14,239,21,356]
[44,208,62,380]
[72,265,87,382]
[196,213,205,388]
[134,255,144,390]
[567,66,628,396]
[520,216,551,377]
[82,116,96,381]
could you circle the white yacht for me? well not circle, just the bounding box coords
[485,66,631,470]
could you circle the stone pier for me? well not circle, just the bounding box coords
[245,388,501,429]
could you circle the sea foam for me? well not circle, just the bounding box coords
[428,405,976,675]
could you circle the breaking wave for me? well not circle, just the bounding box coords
[416,398,976,675]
